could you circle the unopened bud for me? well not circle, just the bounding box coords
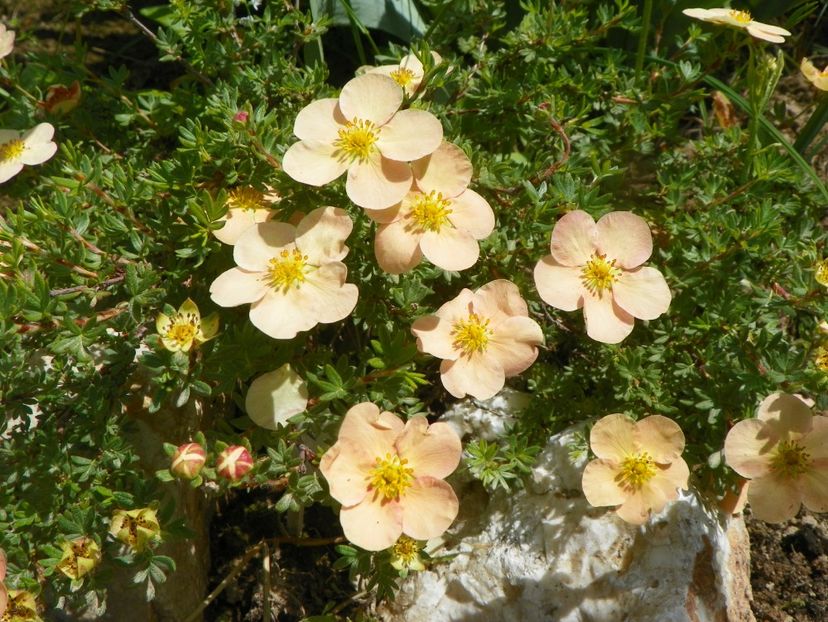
[233,110,249,123]
[39,81,81,116]
[171,442,207,479]
[216,445,254,481]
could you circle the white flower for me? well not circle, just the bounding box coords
[0,123,58,184]
[0,24,14,60]
[682,8,791,43]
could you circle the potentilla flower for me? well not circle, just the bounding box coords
[389,535,426,575]
[682,8,791,43]
[282,73,443,210]
[360,51,443,97]
[0,123,58,184]
[801,58,828,91]
[109,508,161,553]
[245,364,309,430]
[39,81,81,116]
[2,590,39,622]
[212,186,277,245]
[170,442,207,479]
[370,141,494,273]
[56,537,101,580]
[581,414,690,525]
[319,402,462,551]
[815,345,828,373]
[816,259,828,286]
[210,206,359,340]
[724,392,828,523]
[155,298,219,352]
[0,24,14,60]
[534,210,671,344]
[216,445,254,481]
[411,280,544,400]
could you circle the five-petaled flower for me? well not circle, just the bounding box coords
[411,279,544,400]
[2,590,39,622]
[370,141,494,273]
[0,123,58,184]
[282,73,443,210]
[156,298,219,353]
[110,508,161,553]
[682,8,791,43]
[56,537,101,580]
[801,58,828,92]
[319,402,462,551]
[724,392,828,523]
[534,210,671,344]
[210,206,359,339]
[389,535,426,575]
[360,51,442,97]
[212,186,278,245]
[0,24,14,60]
[581,413,690,525]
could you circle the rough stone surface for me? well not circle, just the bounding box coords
[378,397,755,622]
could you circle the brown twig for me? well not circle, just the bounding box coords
[49,273,125,297]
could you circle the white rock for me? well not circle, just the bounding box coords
[378,400,754,622]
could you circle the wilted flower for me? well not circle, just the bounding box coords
[2,590,39,622]
[56,537,101,580]
[412,280,544,400]
[210,206,358,340]
[245,364,309,430]
[0,24,14,60]
[681,8,790,43]
[110,508,161,552]
[0,123,58,184]
[389,535,426,574]
[724,392,828,523]
[171,443,207,480]
[319,402,462,551]
[370,141,494,273]
[360,51,442,97]
[801,58,828,91]
[534,210,671,344]
[581,414,690,525]
[39,81,81,116]
[155,298,219,352]
[216,446,254,481]
[282,73,443,210]
[212,186,277,245]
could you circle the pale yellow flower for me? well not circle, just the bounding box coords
[389,536,426,574]
[2,590,40,622]
[212,186,278,245]
[360,51,443,97]
[0,24,14,60]
[816,259,828,286]
[56,537,101,580]
[155,298,219,352]
[0,123,58,184]
[682,8,790,43]
[801,58,828,92]
[245,364,309,430]
[109,508,161,552]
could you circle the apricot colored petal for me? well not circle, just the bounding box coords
[590,413,637,461]
[595,211,652,269]
[346,153,412,210]
[282,141,348,187]
[447,189,494,239]
[802,465,828,513]
[339,402,405,459]
[802,417,828,461]
[581,459,627,507]
[756,392,813,433]
[366,202,403,224]
[299,264,358,324]
[613,267,671,320]
[615,480,670,525]
[248,289,316,339]
[432,288,477,323]
[582,293,634,344]
[421,228,479,272]
[213,208,272,245]
[397,53,426,78]
[295,206,353,263]
[723,418,776,478]
[650,458,690,497]
[210,268,267,307]
[411,315,459,361]
[401,477,459,540]
[439,355,505,400]
[747,475,802,523]
[339,74,402,126]
[293,98,344,143]
[412,141,473,196]
[634,415,685,463]
[319,439,373,506]
[377,109,443,161]
[0,548,6,581]
[0,585,6,618]
[549,210,597,266]
[534,256,585,312]
[375,221,423,274]
[473,279,530,322]
[234,222,296,272]
[489,315,543,377]
[340,497,403,551]
[396,418,462,479]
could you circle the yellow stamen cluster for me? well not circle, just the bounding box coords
[770,440,812,479]
[266,249,307,291]
[227,186,266,212]
[816,259,828,286]
[369,453,414,500]
[390,67,416,87]
[0,138,24,162]
[618,452,657,490]
[451,312,492,356]
[165,317,198,349]
[392,535,420,562]
[581,252,621,296]
[815,346,828,372]
[409,191,453,232]
[729,9,752,23]
[334,118,379,163]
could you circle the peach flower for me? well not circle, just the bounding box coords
[319,402,461,551]
[212,186,277,245]
[0,123,58,184]
[581,414,690,525]
[360,51,442,97]
[724,392,828,523]
[534,210,671,344]
[0,24,13,60]
[411,280,544,400]
[682,8,790,43]
[210,206,358,339]
[282,73,443,210]
[801,58,828,92]
[370,142,494,273]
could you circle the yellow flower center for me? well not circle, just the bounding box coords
[266,249,307,291]
[770,440,812,479]
[392,535,420,562]
[369,453,414,500]
[618,452,657,490]
[390,67,416,87]
[581,252,621,296]
[729,9,752,23]
[816,259,828,286]
[227,186,266,212]
[451,312,492,356]
[409,191,453,232]
[0,138,25,163]
[165,319,198,349]
[334,118,379,163]
[4,592,38,620]
[815,346,828,372]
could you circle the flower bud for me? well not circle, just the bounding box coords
[110,508,161,552]
[233,110,249,123]
[171,443,207,479]
[39,81,81,116]
[216,446,254,481]
[56,536,101,580]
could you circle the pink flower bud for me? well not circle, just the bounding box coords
[171,443,207,480]
[233,110,249,123]
[216,446,254,481]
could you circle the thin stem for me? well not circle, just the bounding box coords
[794,97,828,156]
[635,0,653,80]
